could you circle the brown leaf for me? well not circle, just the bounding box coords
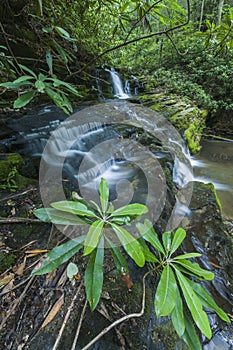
[121,272,134,289]
[0,273,14,287]
[25,249,48,254]
[40,294,64,330]
[13,256,27,275]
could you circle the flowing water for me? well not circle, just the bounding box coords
[192,139,233,219]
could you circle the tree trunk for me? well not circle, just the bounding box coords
[217,0,224,26]
[198,0,205,31]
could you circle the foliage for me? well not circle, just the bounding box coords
[33,178,230,348]
[0,166,19,192]
[0,63,81,114]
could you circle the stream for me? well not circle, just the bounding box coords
[0,69,233,349]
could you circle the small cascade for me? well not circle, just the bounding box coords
[105,68,131,99]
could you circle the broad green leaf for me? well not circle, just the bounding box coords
[51,201,98,218]
[32,236,85,275]
[110,216,131,225]
[162,231,172,253]
[46,78,81,96]
[174,259,214,280]
[35,80,45,93]
[181,314,202,350]
[138,238,159,263]
[19,64,37,78]
[0,82,30,89]
[46,50,53,74]
[14,90,36,108]
[169,227,186,256]
[111,203,148,217]
[173,253,201,260]
[171,287,185,337]
[174,268,212,339]
[111,223,145,267]
[34,207,87,225]
[136,219,165,255]
[67,262,78,279]
[44,86,72,114]
[55,26,70,38]
[188,280,230,323]
[154,265,177,317]
[13,75,35,84]
[84,220,104,256]
[52,39,69,63]
[106,237,129,274]
[84,238,104,310]
[99,178,109,213]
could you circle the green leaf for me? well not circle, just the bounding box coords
[162,231,172,253]
[136,219,165,255]
[169,227,186,256]
[173,253,201,260]
[111,223,145,267]
[138,238,159,263]
[154,265,177,317]
[51,200,98,218]
[35,80,45,93]
[32,236,85,275]
[67,262,78,279]
[174,259,214,280]
[99,178,109,213]
[34,207,87,225]
[110,216,131,225]
[174,268,212,339]
[46,50,53,74]
[0,82,30,89]
[188,280,230,323]
[18,64,37,78]
[55,26,70,38]
[46,78,81,96]
[13,75,35,83]
[112,203,148,217]
[84,220,104,256]
[52,39,69,63]
[44,86,72,114]
[106,238,129,274]
[171,287,185,337]
[181,314,202,350]
[84,238,104,310]
[14,90,36,108]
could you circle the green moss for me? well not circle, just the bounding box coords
[0,251,15,273]
[208,183,222,213]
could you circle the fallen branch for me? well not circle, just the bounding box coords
[81,270,151,350]
[71,299,88,350]
[0,217,41,224]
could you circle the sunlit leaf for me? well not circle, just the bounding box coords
[67,262,79,279]
[174,259,214,280]
[32,236,85,275]
[174,267,212,339]
[35,80,45,92]
[188,280,230,323]
[55,26,71,38]
[162,231,172,253]
[84,219,104,256]
[84,237,104,310]
[14,90,36,108]
[138,238,159,263]
[111,203,148,217]
[169,227,186,256]
[51,200,98,217]
[136,219,165,255]
[173,253,201,260]
[99,177,109,213]
[13,75,35,84]
[171,287,185,337]
[154,265,177,317]
[46,77,81,96]
[46,50,53,74]
[111,223,145,267]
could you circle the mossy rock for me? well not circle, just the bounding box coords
[0,251,15,273]
[0,153,36,191]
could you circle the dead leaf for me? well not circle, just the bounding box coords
[121,272,134,289]
[45,269,57,286]
[0,272,14,287]
[40,294,64,330]
[25,249,48,254]
[13,256,27,275]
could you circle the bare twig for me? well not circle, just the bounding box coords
[0,217,41,224]
[81,270,151,350]
[0,275,32,297]
[52,281,84,350]
[0,187,38,202]
[71,299,88,350]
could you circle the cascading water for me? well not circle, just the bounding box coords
[105,68,131,99]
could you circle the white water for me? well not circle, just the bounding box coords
[106,68,131,99]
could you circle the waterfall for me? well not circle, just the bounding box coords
[106,68,131,99]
